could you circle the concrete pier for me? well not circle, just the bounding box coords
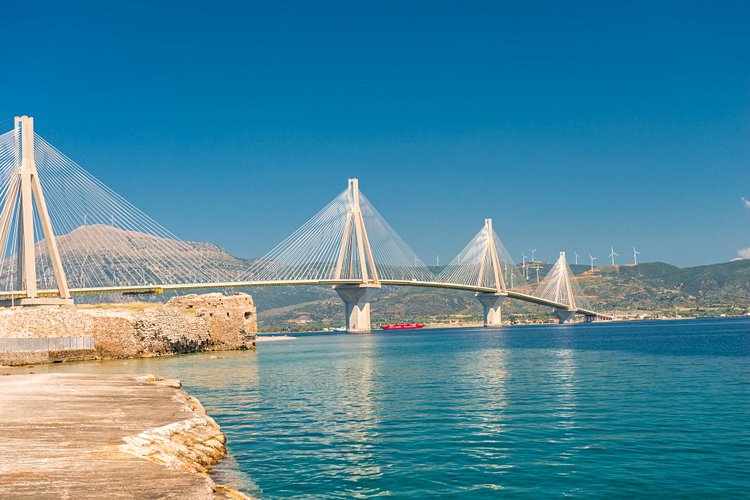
[554,309,577,324]
[477,292,506,327]
[335,284,376,333]
[0,373,245,498]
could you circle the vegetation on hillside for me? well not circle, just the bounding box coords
[252,260,750,331]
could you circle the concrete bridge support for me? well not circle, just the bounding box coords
[554,309,577,324]
[477,292,505,327]
[335,285,376,333]
[584,315,595,323]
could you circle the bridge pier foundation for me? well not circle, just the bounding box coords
[584,314,595,323]
[334,285,376,333]
[477,292,505,327]
[553,309,577,324]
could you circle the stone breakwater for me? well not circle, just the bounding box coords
[0,293,257,365]
[0,373,250,498]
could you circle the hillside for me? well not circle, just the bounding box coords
[13,225,748,330]
[575,260,750,314]
[250,259,750,331]
[74,254,748,330]
[1,225,249,290]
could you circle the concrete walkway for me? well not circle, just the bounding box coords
[0,373,233,498]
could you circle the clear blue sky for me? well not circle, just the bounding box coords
[1,1,748,267]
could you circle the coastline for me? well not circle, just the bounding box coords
[0,372,251,498]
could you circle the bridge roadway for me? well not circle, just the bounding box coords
[0,279,613,320]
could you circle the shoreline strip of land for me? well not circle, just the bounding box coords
[0,372,250,499]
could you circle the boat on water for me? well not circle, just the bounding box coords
[381,323,425,331]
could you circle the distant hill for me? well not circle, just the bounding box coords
[574,260,750,314]
[250,259,750,331]
[13,226,749,329]
[1,224,249,290]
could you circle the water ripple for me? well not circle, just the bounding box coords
[26,317,750,498]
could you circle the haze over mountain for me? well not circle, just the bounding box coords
[0,225,248,290]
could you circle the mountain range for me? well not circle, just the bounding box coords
[13,227,750,330]
[248,259,750,331]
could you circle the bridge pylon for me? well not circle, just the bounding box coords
[334,178,380,333]
[532,251,584,323]
[475,218,508,327]
[0,116,72,305]
[436,217,518,326]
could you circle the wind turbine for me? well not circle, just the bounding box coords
[633,245,640,265]
[588,253,597,271]
[574,251,579,265]
[435,255,440,267]
[530,249,537,262]
[522,252,528,278]
[609,245,619,266]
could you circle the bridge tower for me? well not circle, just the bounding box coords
[476,218,507,327]
[544,251,577,323]
[554,251,577,323]
[0,117,72,305]
[333,178,380,332]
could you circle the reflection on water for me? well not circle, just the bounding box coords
[333,334,380,487]
[9,318,750,499]
[454,332,509,492]
[550,338,579,487]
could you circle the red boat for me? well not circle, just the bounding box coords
[381,323,425,330]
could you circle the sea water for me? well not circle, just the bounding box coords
[34,318,750,498]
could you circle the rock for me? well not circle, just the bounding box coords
[147,375,182,389]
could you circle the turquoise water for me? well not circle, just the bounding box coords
[32,318,750,498]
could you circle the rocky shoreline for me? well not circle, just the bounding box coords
[0,293,257,366]
[0,372,251,498]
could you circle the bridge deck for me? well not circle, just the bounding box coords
[0,280,613,320]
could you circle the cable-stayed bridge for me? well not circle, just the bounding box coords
[0,116,611,331]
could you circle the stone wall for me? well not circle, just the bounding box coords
[0,292,257,364]
[166,293,257,349]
